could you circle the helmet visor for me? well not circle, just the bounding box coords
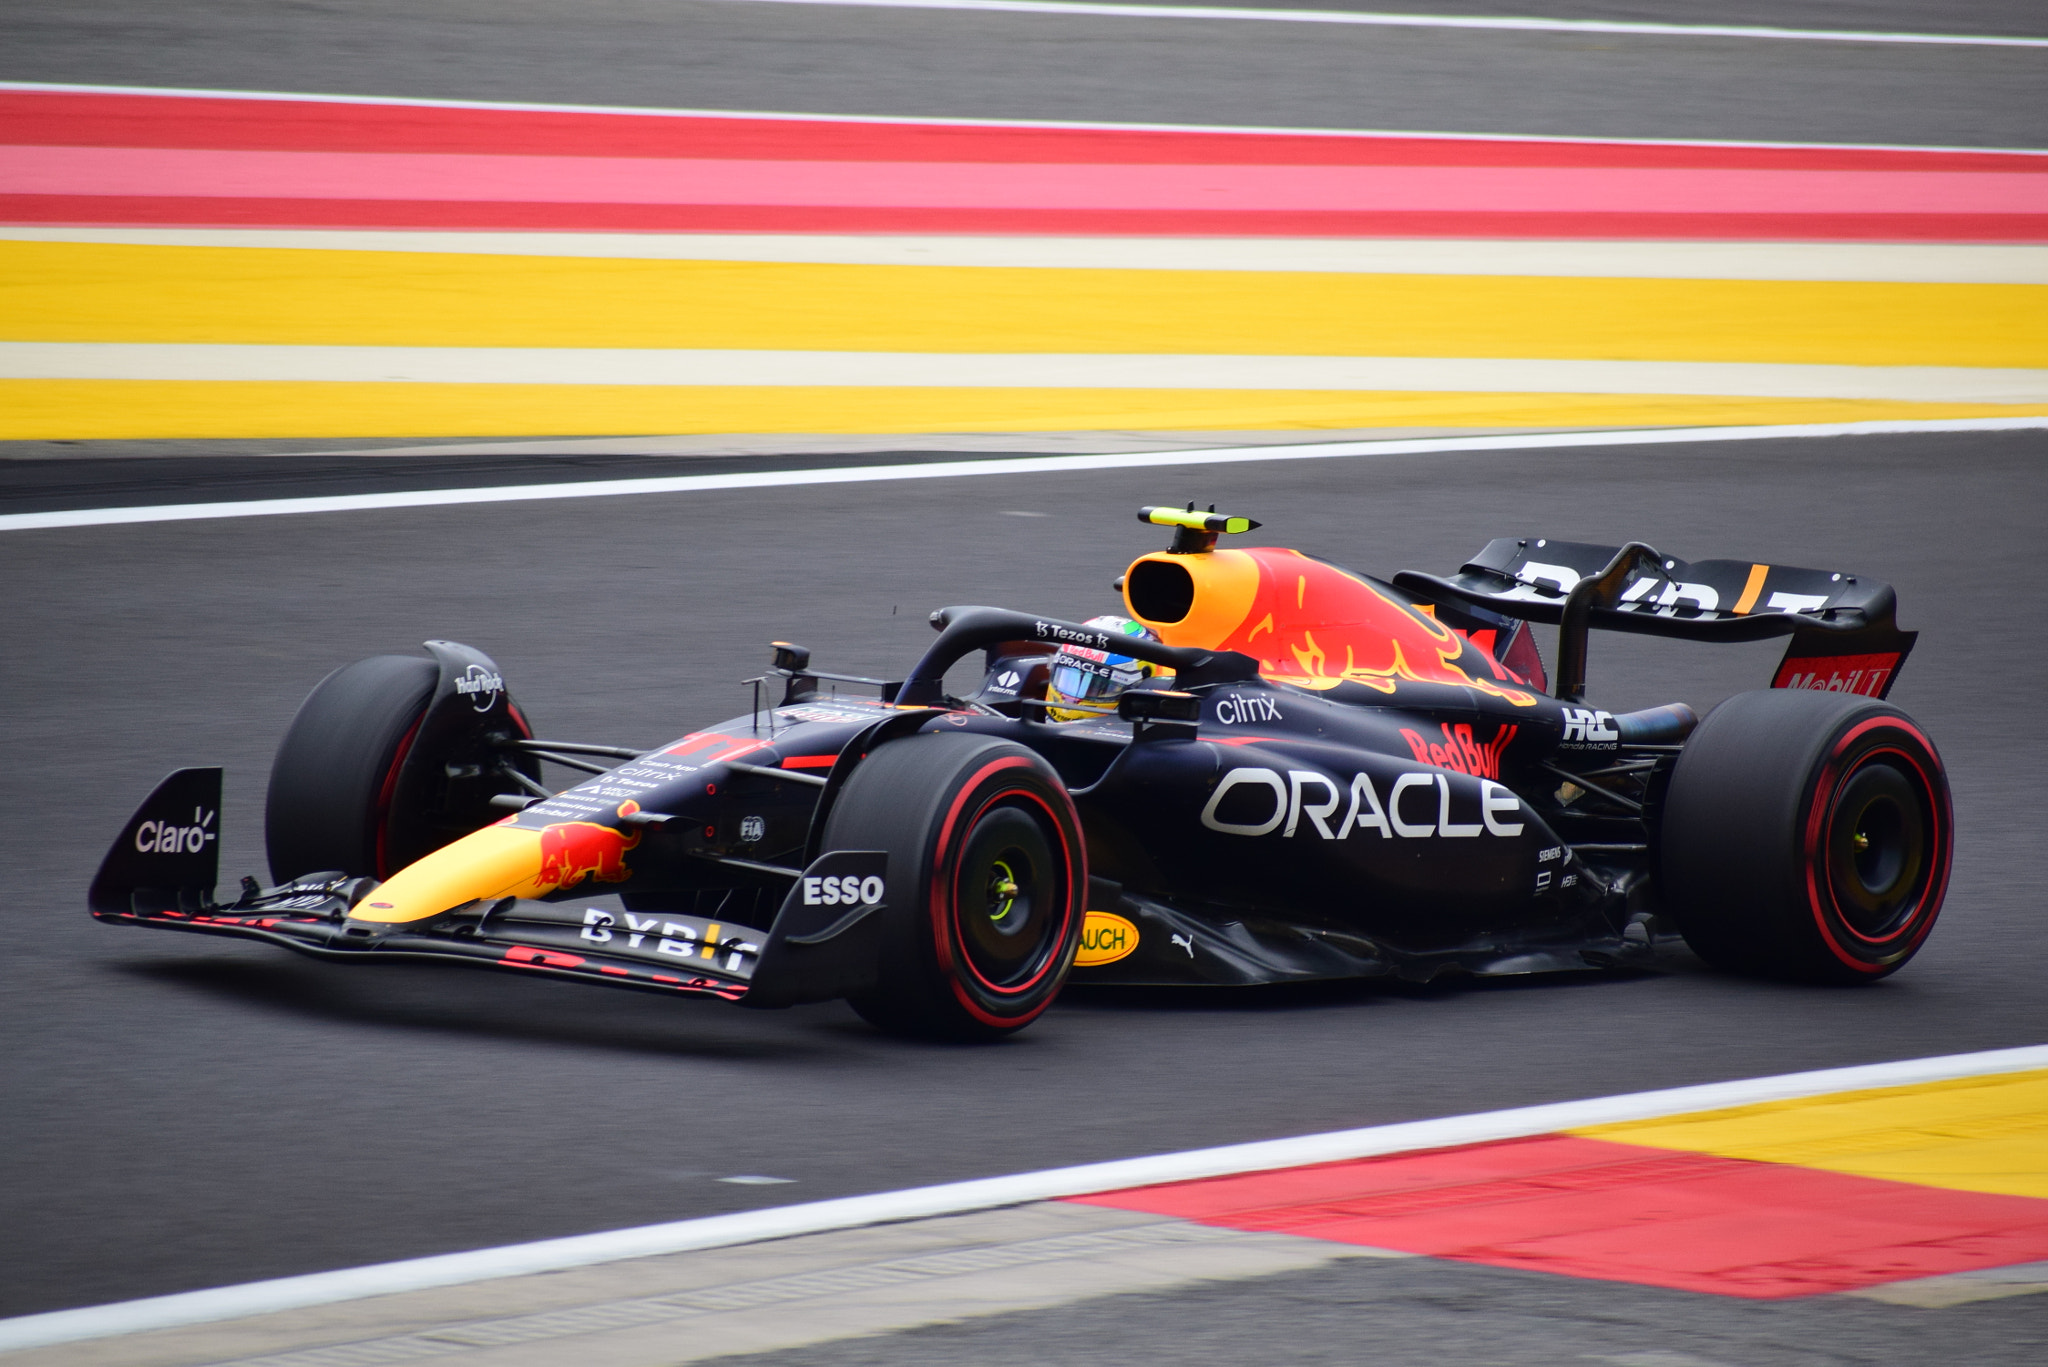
[1050,662,1125,708]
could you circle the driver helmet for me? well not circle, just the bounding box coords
[1046,616,1164,721]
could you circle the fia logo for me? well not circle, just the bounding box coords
[738,814,766,844]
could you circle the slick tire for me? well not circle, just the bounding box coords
[827,734,1086,1041]
[267,655,438,883]
[1660,689,1951,984]
[267,650,547,884]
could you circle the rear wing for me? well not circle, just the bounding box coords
[1393,538,1915,702]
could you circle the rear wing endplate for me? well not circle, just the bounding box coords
[1393,538,1915,701]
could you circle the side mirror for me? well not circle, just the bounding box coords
[1118,689,1201,740]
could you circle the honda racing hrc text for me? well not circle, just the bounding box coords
[1557,707,1618,749]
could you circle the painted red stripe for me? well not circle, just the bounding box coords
[4,91,2045,172]
[1070,1134,2048,1299]
[12,197,2048,241]
[779,755,838,769]
[7,91,2043,240]
[11,146,2043,215]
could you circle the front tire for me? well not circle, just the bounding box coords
[1660,689,1952,983]
[825,734,1086,1041]
[265,654,536,882]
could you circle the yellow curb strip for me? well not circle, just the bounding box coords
[1573,1068,2048,1200]
[5,242,2044,367]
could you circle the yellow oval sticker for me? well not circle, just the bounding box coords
[1075,910,1139,967]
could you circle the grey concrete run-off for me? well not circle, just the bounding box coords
[707,1253,2048,1367]
[0,1205,1373,1367]
[3,1,2045,148]
[3,428,2045,1322]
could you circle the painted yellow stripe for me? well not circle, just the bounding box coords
[1573,1068,2048,1201]
[0,380,2036,440]
[4,242,2043,367]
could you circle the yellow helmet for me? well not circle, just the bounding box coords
[1045,615,1164,722]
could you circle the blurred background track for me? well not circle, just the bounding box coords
[2,85,2044,443]
[3,2,2045,1359]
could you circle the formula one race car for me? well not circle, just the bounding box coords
[91,507,1952,1040]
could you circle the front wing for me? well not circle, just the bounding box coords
[94,891,754,1001]
[89,768,903,1009]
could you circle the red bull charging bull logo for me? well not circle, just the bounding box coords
[1216,550,1537,707]
[536,801,643,891]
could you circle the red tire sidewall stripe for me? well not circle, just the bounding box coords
[372,709,426,880]
[927,755,1084,1026]
[1802,715,1951,972]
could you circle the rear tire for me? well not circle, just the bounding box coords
[265,654,536,882]
[827,734,1086,1041]
[1660,689,1951,983]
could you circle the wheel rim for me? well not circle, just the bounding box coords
[952,801,1063,990]
[1825,758,1929,941]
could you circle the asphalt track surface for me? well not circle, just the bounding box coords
[0,449,1101,517]
[4,0,2047,1340]
[4,427,2046,1323]
[7,1,2048,149]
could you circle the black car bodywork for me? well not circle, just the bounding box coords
[89,512,1947,1033]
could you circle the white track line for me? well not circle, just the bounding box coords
[5,418,2045,534]
[12,229,2048,283]
[1,1042,2041,1352]
[5,81,2043,157]
[701,0,2048,48]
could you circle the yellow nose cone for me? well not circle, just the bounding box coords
[350,824,545,924]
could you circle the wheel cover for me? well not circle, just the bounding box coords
[1824,758,1929,940]
[1800,717,1951,972]
[952,803,1063,990]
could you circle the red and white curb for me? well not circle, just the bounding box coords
[3,1043,2043,1353]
